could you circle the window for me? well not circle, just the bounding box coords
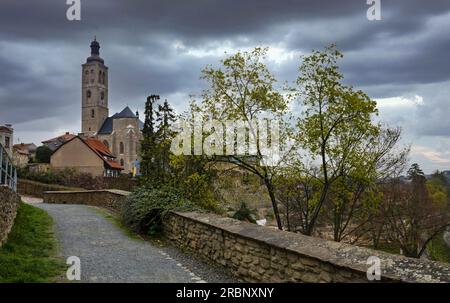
[91,109,95,118]
[87,90,91,98]
[101,91,105,100]
[5,136,10,148]
[102,72,106,84]
[119,142,124,154]
[103,140,109,149]
[98,71,102,83]
[120,159,124,166]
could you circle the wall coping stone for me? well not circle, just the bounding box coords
[171,211,450,283]
[43,189,130,196]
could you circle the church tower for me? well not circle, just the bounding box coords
[81,38,109,136]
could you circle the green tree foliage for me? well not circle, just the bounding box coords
[140,95,159,181]
[154,99,176,182]
[122,186,196,235]
[427,171,449,209]
[34,145,53,163]
[199,47,292,230]
[291,44,408,238]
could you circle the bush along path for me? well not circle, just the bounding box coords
[36,203,237,283]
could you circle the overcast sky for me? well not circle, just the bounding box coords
[1,0,450,173]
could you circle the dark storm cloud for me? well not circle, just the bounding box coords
[1,0,450,171]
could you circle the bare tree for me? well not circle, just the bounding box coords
[378,165,450,258]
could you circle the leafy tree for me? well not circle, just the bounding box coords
[291,44,408,238]
[407,163,425,180]
[34,145,53,163]
[140,95,160,182]
[155,99,176,182]
[427,171,450,209]
[199,47,291,229]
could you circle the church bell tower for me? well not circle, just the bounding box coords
[81,38,109,136]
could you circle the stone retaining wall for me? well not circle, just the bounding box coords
[39,189,450,283]
[0,186,21,246]
[18,179,81,198]
[164,211,450,283]
[42,189,129,213]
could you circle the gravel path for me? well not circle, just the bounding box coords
[36,203,237,283]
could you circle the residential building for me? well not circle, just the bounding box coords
[0,124,13,156]
[50,136,123,177]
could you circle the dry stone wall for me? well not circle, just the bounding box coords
[163,211,450,283]
[43,189,129,213]
[39,190,450,282]
[0,186,20,246]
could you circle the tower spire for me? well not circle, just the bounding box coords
[90,37,100,56]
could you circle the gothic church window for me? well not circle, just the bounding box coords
[120,159,124,166]
[91,109,95,118]
[119,142,124,154]
[87,90,91,98]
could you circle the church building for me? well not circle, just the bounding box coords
[80,38,143,174]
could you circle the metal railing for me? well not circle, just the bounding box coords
[0,143,17,192]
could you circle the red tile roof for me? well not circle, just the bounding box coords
[82,137,123,170]
[42,132,76,144]
[84,138,115,158]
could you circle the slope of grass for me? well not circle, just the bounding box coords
[428,232,450,264]
[0,203,65,282]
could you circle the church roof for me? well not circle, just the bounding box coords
[97,106,144,135]
[115,106,137,118]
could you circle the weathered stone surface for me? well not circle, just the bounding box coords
[163,211,450,283]
[43,189,129,213]
[18,179,82,198]
[0,186,20,246]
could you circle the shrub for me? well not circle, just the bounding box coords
[122,186,197,235]
[232,202,257,223]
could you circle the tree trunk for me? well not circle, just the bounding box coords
[265,178,283,230]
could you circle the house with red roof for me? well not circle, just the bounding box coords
[50,135,123,177]
[42,132,76,151]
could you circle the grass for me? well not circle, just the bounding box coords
[428,232,450,263]
[0,203,66,282]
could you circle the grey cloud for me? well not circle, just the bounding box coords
[1,0,450,172]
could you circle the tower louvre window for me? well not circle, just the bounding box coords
[91,109,95,118]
